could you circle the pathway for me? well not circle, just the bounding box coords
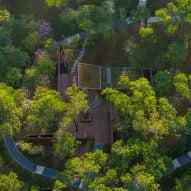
[4,135,59,179]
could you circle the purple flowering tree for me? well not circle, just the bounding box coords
[38,20,53,36]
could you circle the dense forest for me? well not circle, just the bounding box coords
[1,0,191,190]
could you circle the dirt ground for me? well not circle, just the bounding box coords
[82,27,139,67]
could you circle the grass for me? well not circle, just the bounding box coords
[78,63,100,89]
[78,64,142,89]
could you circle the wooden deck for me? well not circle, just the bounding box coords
[67,102,113,146]
[57,67,113,146]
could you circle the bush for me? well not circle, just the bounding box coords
[6,67,22,88]
[17,141,44,155]
[154,71,172,95]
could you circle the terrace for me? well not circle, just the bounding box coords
[67,94,113,146]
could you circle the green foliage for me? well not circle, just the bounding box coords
[129,40,165,69]
[62,84,88,128]
[0,172,25,191]
[0,46,30,82]
[54,129,79,158]
[130,164,160,191]
[24,84,87,134]
[156,0,191,35]
[131,7,150,22]
[155,3,178,35]
[63,150,109,187]
[24,55,56,88]
[167,42,187,65]
[0,83,24,137]
[60,1,115,32]
[52,180,66,191]
[185,109,191,133]
[25,86,65,134]
[89,169,118,191]
[2,1,191,190]
[24,67,39,89]
[114,0,138,18]
[6,67,22,88]
[0,9,11,24]
[36,55,56,79]
[154,71,172,95]
[103,75,183,139]
[175,170,191,191]
[46,0,68,7]
[139,25,154,39]
[30,186,40,191]
[17,141,44,155]
[44,38,55,51]
[174,73,191,100]
[23,32,42,54]
[60,5,96,31]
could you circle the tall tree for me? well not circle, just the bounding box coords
[154,71,172,95]
[54,129,79,158]
[174,72,191,100]
[0,83,24,137]
[103,75,184,140]
[25,86,65,134]
[62,84,88,128]
[62,150,109,187]
[0,172,25,191]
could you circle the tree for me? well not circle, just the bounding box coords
[0,172,25,191]
[130,164,160,191]
[174,73,191,100]
[62,84,89,128]
[52,180,66,191]
[89,169,118,191]
[0,45,30,82]
[155,0,191,37]
[59,0,116,33]
[54,129,79,158]
[155,3,179,35]
[103,75,183,139]
[25,84,88,133]
[24,54,56,88]
[139,25,154,39]
[23,32,42,54]
[0,9,11,24]
[129,40,165,69]
[131,7,150,22]
[114,0,138,18]
[6,67,22,88]
[23,67,39,89]
[0,83,24,137]
[36,54,56,80]
[154,71,172,95]
[62,150,109,187]
[175,170,191,191]
[167,41,187,65]
[17,141,44,155]
[30,186,40,191]
[0,154,4,168]
[46,0,68,7]
[25,86,65,134]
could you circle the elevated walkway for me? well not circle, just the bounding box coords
[4,135,59,179]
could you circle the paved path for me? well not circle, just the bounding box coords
[4,135,60,179]
[172,151,191,169]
